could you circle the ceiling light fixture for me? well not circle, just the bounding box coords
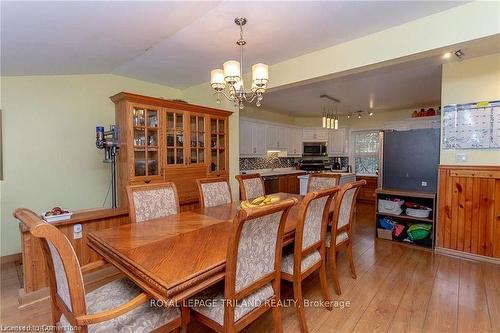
[320,94,340,130]
[442,52,452,59]
[354,110,364,119]
[210,17,268,110]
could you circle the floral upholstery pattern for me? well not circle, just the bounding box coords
[301,196,329,250]
[132,186,178,223]
[326,231,349,247]
[281,250,321,275]
[48,242,76,311]
[60,278,180,333]
[190,282,274,325]
[308,176,338,192]
[235,211,283,292]
[242,178,264,200]
[201,181,231,207]
[337,188,356,229]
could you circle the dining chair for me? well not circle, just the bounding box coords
[307,173,341,192]
[13,208,181,333]
[196,177,232,208]
[281,186,340,333]
[189,197,298,333]
[326,180,366,295]
[235,173,265,201]
[126,182,180,223]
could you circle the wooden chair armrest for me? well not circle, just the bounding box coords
[81,259,108,274]
[75,292,150,325]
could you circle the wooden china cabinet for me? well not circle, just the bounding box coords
[111,92,232,210]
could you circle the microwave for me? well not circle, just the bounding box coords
[303,142,327,156]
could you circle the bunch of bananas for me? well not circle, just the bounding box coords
[240,195,280,208]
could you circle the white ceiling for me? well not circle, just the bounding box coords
[261,36,500,116]
[1,1,468,88]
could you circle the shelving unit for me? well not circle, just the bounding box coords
[375,188,436,249]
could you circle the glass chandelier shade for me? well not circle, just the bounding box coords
[209,18,268,109]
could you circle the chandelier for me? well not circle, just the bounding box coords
[320,94,340,130]
[210,17,268,110]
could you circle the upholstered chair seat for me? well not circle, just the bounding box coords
[188,198,297,332]
[280,187,339,333]
[197,178,232,208]
[281,250,321,275]
[190,282,274,325]
[60,278,180,333]
[13,209,182,333]
[328,180,366,296]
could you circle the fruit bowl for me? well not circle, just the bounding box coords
[42,207,73,223]
[241,195,280,209]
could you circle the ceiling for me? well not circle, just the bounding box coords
[261,36,500,116]
[1,1,468,88]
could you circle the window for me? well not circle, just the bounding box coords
[352,131,380,175]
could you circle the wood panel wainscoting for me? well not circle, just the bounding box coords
[437,165,500,262]
[18,208,129,305]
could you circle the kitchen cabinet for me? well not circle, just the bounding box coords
[328,128,347,155]
[303,128,328,142]
[288,127,303,157]
[239,120,267,156]
[266,125,288,150]
[111,92,232,208]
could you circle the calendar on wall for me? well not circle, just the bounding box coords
[442,100,500,150]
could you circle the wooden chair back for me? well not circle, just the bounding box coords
[13,208,87,325]
[293,187,340,275]
[126,182,180,223]
[307,173,341,192]
[224,197,298,327]
[235,173,265,201]
[330,180,366,241]
[196,177,232,208]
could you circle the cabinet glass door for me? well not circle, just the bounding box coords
[189,115,205,164]
[210,118,226,173]
[166,111,184,165]
[132,107,159,177]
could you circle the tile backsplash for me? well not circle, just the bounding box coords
[240,155,349,171]
[240,154,298,171]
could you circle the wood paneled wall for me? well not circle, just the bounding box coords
[20,208,129,293]
[437,165,500,258]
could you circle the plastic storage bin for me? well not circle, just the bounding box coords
[378,199,404,215]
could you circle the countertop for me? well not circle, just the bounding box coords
[241,168,305,177]
[297,172,355,179]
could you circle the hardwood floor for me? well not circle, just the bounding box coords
[1,203,499,332]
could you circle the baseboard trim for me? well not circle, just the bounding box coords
[435,247,500,265]
[1,252,22,265]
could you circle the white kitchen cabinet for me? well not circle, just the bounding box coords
[240,120,254,155]
[328,128,348,155]
[240,120,268,156]
[303,128,328,141]
[288,127,302,156]
[267,125,289,150]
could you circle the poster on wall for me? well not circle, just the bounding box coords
[442,100,500,150]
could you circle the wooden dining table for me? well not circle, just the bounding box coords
[87,193,303,304]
